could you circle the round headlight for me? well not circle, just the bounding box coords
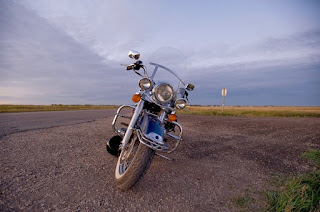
[175,98,187,109]
[139,78,152,90]
[153,83,174,104]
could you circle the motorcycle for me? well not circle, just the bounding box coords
[107,47,194,190]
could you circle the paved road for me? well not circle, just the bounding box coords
[0,110,115,138]
[1,110,319,211]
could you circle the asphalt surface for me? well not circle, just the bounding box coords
[1,110,319,211]
[0,110,115,139]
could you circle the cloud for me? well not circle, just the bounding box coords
[1,1,319,106]
[0,1,140,105]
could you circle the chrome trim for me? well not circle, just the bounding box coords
[142,92,174,111]
[159,110,166,123]
[155,153,171,160]
[152,83,174,104]
[121,100,145,148]
[186,83,195,91]
[174,98,187,110]
[141,65,149,78]
[144,111,160,121]
[128,50,140,60]
[139,77,152,91]
[112,105,136,136]
[136,119,183,153]
[137,129,169,152]
[164,119,183,153]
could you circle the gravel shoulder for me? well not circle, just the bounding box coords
[0,112,319,211]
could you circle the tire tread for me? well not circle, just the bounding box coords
[115,143,154,190]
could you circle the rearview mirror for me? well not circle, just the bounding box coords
[128,50,140,60]
[186,84,195,91]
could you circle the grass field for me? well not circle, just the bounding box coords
[0,105,118,113]
[265,149,320,211]
[233,149,320,211]
[1,105,320,117]
[178,106,320,118]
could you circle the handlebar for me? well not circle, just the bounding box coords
[124,61,149,78]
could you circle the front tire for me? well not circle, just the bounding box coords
[115,134,154,190]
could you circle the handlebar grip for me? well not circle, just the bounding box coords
[126,64,134,70]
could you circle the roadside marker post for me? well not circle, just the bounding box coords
[221,88,227,112]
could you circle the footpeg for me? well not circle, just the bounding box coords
[155,153,172,160]
[117,127,127,136]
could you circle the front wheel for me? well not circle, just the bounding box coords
[115,134,154,190]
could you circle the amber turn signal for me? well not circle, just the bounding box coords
[168,114,177,122]
[132,94,141,103]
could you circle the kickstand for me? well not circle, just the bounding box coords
[155,153,172,161]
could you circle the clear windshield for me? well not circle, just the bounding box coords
[145,47,188,92]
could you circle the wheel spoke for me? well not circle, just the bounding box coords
[118,134,139,175]
[120,163,125,174]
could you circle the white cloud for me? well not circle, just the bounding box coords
[2,0,319,105]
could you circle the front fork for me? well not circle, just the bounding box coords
[120,100,145,149]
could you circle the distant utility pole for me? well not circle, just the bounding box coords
[221,88,227,112]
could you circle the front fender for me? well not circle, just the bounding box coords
[137,113,183,153]
[140,114,165,143]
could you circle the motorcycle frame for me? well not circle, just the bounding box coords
[112,64,185,153]
[117,100,145,149]
[112,101,183,153]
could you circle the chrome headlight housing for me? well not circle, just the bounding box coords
[139,78,152,90]
[152,83,174,104]
[175,98,187,109]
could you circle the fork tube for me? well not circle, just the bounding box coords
[159,110,166,123]
[121,100,145,148]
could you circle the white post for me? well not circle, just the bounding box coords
[221,88,227,112]
[222,95,225,112]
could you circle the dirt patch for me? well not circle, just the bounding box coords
[0,114,319,211]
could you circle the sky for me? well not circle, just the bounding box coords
[0,0,319,106]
